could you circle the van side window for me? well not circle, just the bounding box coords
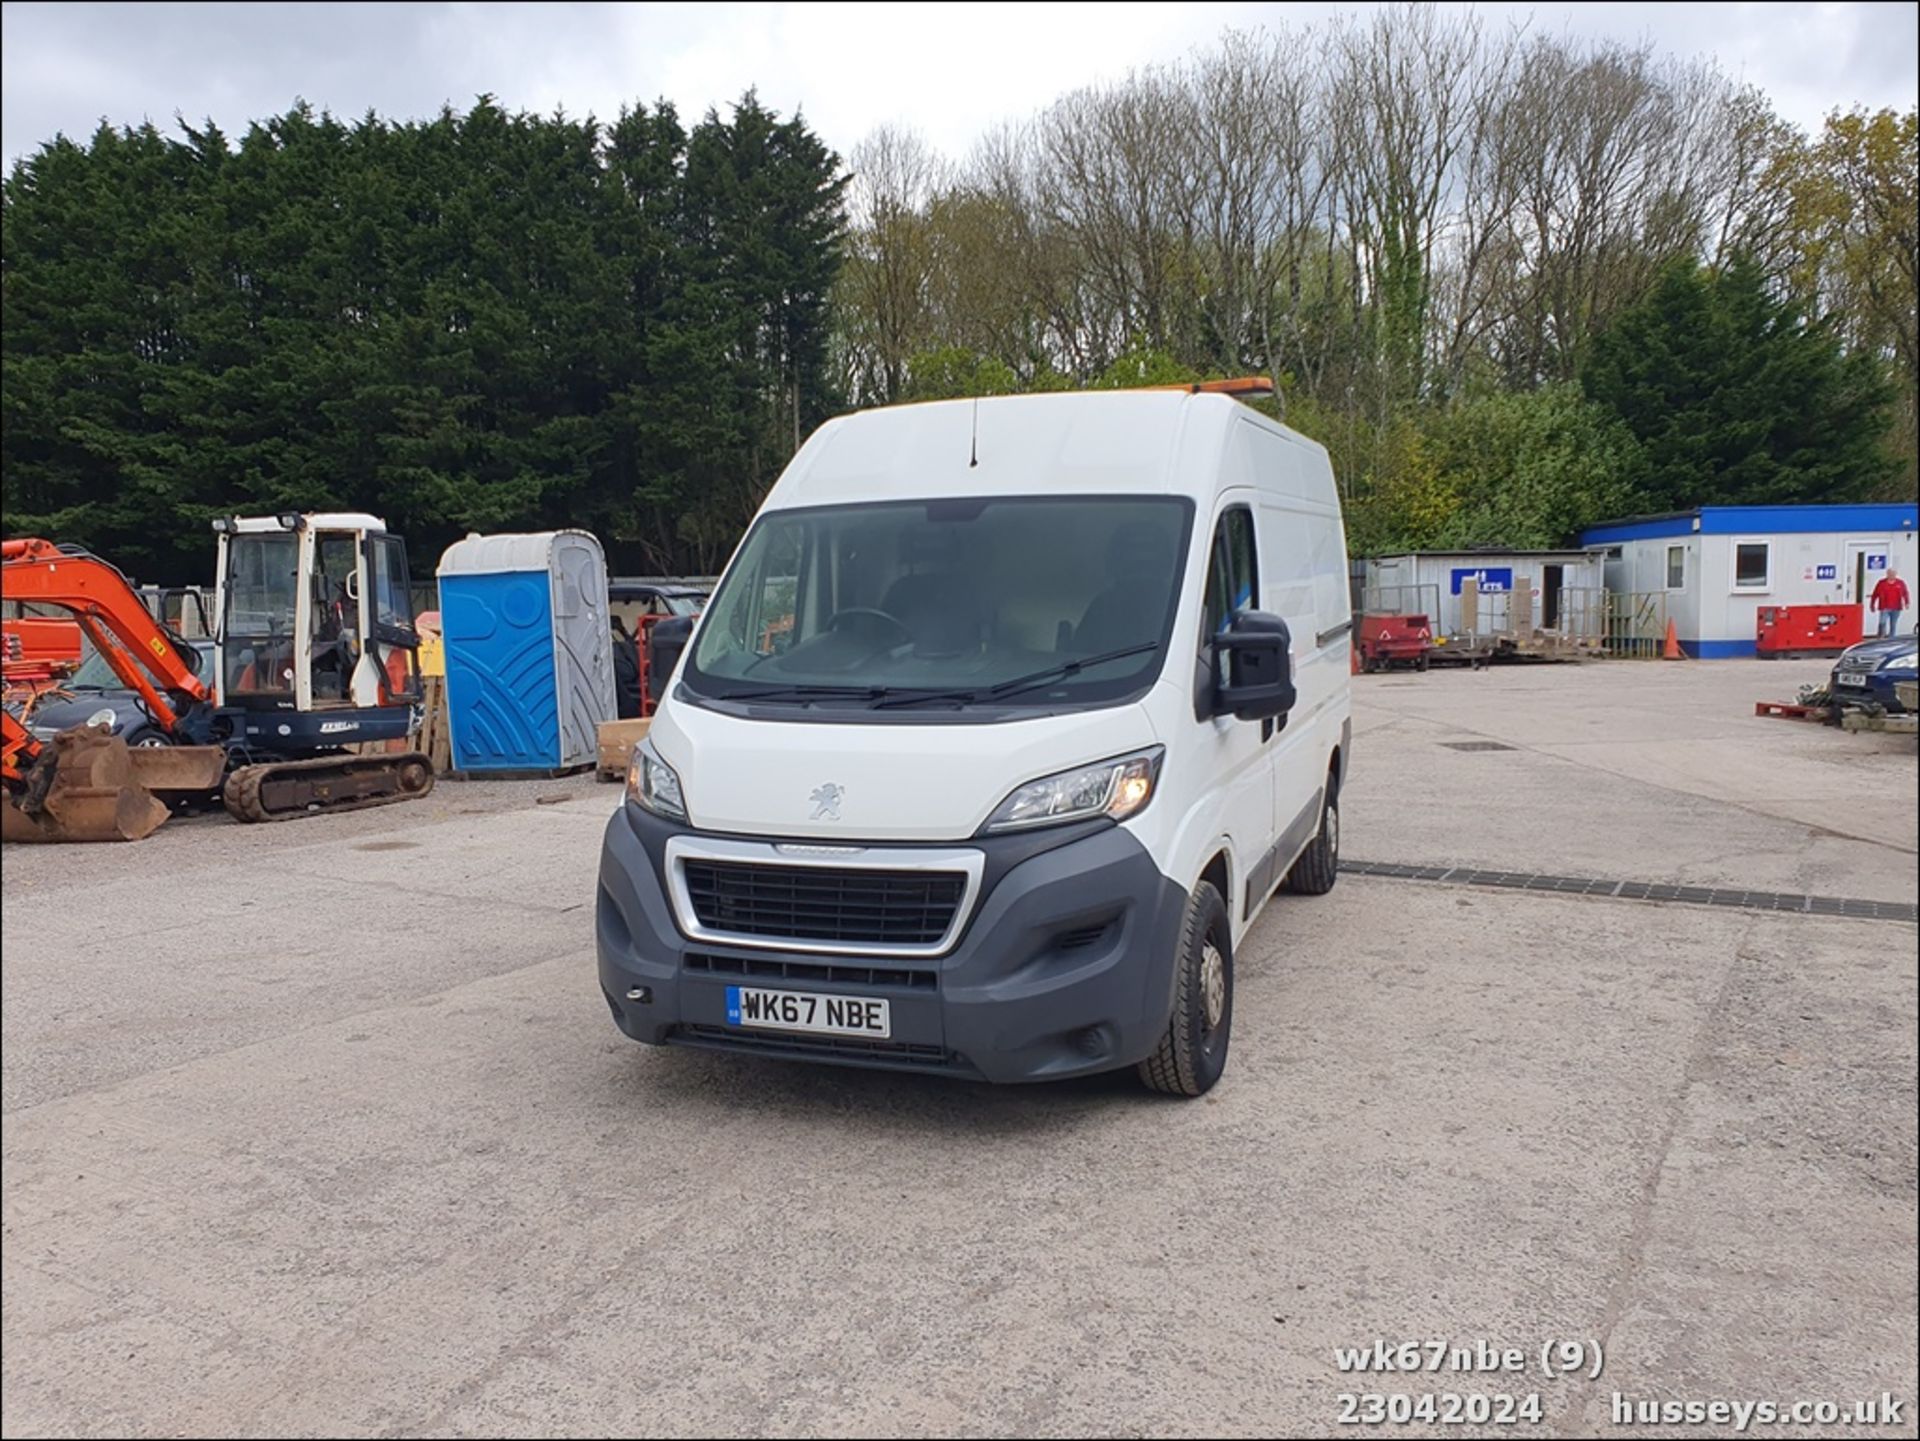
[708,522,803,661]
[1201,507,1258,643]
[753,526,802,655]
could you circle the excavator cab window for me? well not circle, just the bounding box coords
[365,535,421,702]
[223,533,299,699]
[367,537,415,639]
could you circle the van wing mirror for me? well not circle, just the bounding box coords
[1212,610,1296,721]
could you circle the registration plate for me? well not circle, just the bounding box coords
[725,985,891,1038]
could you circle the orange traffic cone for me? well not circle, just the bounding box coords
[1661,619,1684,660]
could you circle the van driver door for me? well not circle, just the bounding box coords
[1197,499,1274,925]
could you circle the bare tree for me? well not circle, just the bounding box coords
[1329,4,1488,406]
[1479,38,1720,383]
[826,11,1821,446]
[839,125,946,402]
[1031,66,1200,365]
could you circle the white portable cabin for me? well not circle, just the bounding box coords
[436,530,617,770]
[1363,549,1608,643]
[1580,505,1919,658]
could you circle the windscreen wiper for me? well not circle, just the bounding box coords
[711,683,897,704]
[871,642,1162,710]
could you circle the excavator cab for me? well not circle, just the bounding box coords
[213,514,422,750]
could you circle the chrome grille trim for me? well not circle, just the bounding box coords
[662,835,985,957]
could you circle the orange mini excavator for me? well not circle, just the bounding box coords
[2,514,434,842]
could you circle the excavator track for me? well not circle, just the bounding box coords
[223,750,435,823]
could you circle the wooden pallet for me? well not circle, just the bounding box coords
[1754,700,1828,721]
[413,675,453,772]
[597,718,651,782]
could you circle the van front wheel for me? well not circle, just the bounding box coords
[1138,880,1232,1097]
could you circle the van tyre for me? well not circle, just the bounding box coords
[1285,781,1339,896]
[1138,880,1232,1097]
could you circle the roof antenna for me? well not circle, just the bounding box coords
[969,397,980,469]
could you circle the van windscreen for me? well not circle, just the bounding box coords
[684,496,1193,711]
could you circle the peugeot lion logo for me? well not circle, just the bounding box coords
[808,782,844,821]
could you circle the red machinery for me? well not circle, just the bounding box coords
[636,613,665,717]
[1358,613,1433,672]
[2,538,229,839]
[627,611,700,716]
[3,615,84,692]
[1755,604,1863,657]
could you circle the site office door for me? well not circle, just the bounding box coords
[1845,539,1891,614]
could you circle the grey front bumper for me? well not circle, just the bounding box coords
[595,803,1188,1083]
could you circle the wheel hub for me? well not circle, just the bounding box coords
[1326,801,1339,857]
[1200,941,1227,1031]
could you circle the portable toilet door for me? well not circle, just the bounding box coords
[436,530,617,771]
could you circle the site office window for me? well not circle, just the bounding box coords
[1731,539,1771,593]
[1666,545,1686,590]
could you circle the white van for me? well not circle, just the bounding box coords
[596,383,1352,1095]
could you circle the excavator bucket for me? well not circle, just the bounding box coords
[124,743,232,794]
[0,728,226,843]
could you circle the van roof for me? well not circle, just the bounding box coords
[771,390,1323,510]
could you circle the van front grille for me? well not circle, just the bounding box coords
[684,951,938,991]
[681,861,966,946]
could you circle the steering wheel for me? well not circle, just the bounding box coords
[826,608,912,646]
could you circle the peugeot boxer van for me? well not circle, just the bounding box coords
[595,383,1352,1095]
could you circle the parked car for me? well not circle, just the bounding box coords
[1830,632,1918,712]
[608,578,712,716]
[607,578,709,629]
[19,640,216,745]
[595,383,1353,1097]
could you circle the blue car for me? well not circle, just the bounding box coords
[1830,632,1918,712]
[21,640,216,746]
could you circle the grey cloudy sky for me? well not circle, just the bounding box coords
[3,1,1915,168]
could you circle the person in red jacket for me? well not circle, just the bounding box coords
[1869,566,1909,636]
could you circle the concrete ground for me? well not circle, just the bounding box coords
[2,658,1914,1437]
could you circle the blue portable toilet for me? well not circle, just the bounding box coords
[437,530,617,772]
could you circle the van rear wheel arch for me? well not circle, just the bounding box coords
[1284,763,1342,896]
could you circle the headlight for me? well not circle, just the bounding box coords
[627,736,688,820]
[86,707,117,730]
[981,747,1162,834]
[1884,651,1917,671]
